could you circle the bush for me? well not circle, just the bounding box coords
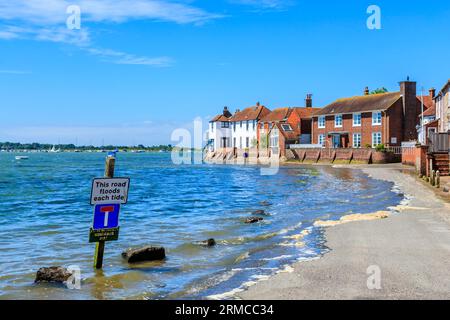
[375,144,386,152]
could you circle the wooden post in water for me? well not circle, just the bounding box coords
[431,170,436,187]
[436,171,441,189]
[94,155,116,269]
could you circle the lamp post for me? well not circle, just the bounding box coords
[421,86,424,145]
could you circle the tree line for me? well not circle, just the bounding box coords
[0,142,173,152]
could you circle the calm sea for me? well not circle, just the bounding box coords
[0,152,402,299]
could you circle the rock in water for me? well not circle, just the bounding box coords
[122,246,166,263]
[35,266,72,284]
[252,210,268,216]
[259,201,272,206]
[245,217,264,224]
[202,239,216,247]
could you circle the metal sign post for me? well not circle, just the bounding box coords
[90,154,130,269]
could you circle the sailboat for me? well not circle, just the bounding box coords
[49,145,61,153]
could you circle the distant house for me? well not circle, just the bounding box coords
[229,103,271,150]
[258,94,320,157]
[417,88,437,145]
[312,80,423,148]
[434,79,450,133]
[207,107,232,152]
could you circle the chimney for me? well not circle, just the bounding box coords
[429,88,436,99]
[223,106,232,117]
[364,87,370,95]
[305,94,313,108]
[235,109,240,114]
[256,102,261,107]
[399,78,418,141]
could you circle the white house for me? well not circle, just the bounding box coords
[435,80,450,133]
[228,103,271,151]
[207,107,232,152]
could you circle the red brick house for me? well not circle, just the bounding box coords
[258,94,320,157]
[312,80,422,148]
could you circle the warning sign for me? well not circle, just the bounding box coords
[90,178,130,205]
[89,227,120,243]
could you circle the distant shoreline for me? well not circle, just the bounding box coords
[0,142,174,153]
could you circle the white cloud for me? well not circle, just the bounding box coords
[85,47,174,66]
[0,0,222,25]
[0,0,223,67]
[230,0,293,10]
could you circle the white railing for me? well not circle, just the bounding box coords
[289,144,323,149]
[386,146,402,155]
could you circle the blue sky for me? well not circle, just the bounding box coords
[0,0,449,146]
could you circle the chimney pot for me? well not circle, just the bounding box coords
[364,87,370,95]
[305,94,313,108]
[256,102,260,107]
[429,88,436,99]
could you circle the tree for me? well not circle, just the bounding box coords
[259,134,268,149]
[370,87,388,95]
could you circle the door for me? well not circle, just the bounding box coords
[332,135,341,148]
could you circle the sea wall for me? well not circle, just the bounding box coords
[287,148,399,164]
[205,147,400,165]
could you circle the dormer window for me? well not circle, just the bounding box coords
[281,124,293,131]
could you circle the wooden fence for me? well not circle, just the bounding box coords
[428,132,450,153]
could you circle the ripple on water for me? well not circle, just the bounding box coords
[0,153,402,299]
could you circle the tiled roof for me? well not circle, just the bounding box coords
[293,107,322,119]
[260,107,322,122]
[275,122,300,141]
[230,105,270,122]
[211,114,231,122]
[314,92,401,116]
[421,104,436,117]
[417,95,434,110]
[259,108,291,122]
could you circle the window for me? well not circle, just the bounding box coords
[210,122,214,131]
[270,128,279,147]
[246,137,250,148]
[353,133,361,148]
[233,122,236,132]
[318,116,326,128]
[246,121,249,131]
[240,121,243,128]
[318,134,325,146]
[253,120,256,130]
[281,124,293,131]
[372,111,382,125]
[372,132,382,147]
[233,137,236,148]
[239,137,242,149]
[335,114,343,127]
[260,123,264,129]
[221,122,229,128]
[269,123,273,129]
[353,113,361,127]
